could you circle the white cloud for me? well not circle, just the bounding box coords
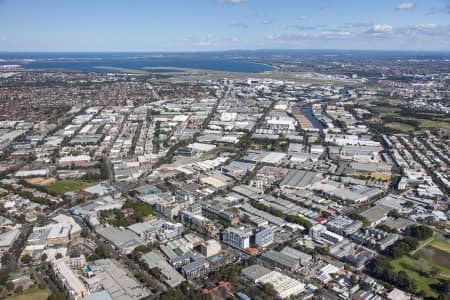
[396,2,415,10]
[297,16,306,21]
[320,31,351,38]
[397,24,450,38]
[368,24,393,33]
[266,30,351,41]
[413,24,438,30]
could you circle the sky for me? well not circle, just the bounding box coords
[0,0,449,52]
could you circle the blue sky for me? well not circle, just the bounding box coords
[0,0,449,51]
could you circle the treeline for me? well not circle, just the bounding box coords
[249,201,312,230]
[384,236,418,259]
[250,200,283,218]
[405,225,433,240]
[81,157,109,181]
[285,215,312,230]
[367,256,417,293]
[347,212,370,226]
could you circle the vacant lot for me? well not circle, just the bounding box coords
[45,180,96,194]
[5,288,51,300]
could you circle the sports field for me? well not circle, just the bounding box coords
[45,180,96,194]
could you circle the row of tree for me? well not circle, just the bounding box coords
[249,201,313,231]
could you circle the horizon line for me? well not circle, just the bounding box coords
[1,48,450,54]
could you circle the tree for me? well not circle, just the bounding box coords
[385,237,418,258]
[95,245,110,259]
[347,212,370,226]
[405,201,414,208]
[388,209,401,218]
[285,215,312,230]
[263,283,277,297]
[406,225,433,240]
[55,253,63,259]
[40,253,48,262]
[432,279,450,295]
[149,267,161,280]
[80,229,89,238]
[1,252,9,265]
[366,255,417,294]
[47,291,67,300]
[20,254,32,264]
[247,255,257,266]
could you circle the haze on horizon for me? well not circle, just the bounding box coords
[0,0,449,52]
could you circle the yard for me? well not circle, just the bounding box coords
[44,180,96,194]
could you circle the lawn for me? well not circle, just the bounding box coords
[390,256,439,298]
[5,288,51,300]
[44,180,96,194]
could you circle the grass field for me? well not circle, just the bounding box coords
[44,180,96,194]
[390,237,450,297]
[378,106,402,113]
[400,116,450,130]
[384,122,415,132]
[428,239,450,253]
[390,256,439,298]
[422,238,450,278]
[5,288,51,300]
[369,106,450,130]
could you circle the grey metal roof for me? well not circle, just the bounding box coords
[241,265,272,282]
[181,256,208,273]
[280,170,322,188]
[261,250,299,269]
